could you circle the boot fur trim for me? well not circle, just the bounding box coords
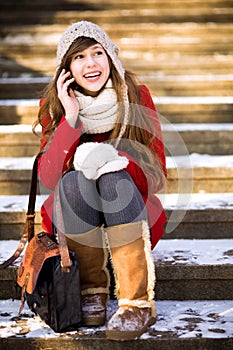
[142,220,156,302]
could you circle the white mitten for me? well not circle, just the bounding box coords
[73,142,129,180]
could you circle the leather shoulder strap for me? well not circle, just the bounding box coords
[54,183,72,272]
[0,153,72,270]
[0,153,41,269]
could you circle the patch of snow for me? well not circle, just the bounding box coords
[157,192,233,210]
[162,123,233,131]
[1,239,233,267]
[0,299,232,339]
[153,300,233,339]
[0,99,38,106]
[153,96,233,105]
[0,157,34,170]
[0,240,25,264]
[0,192,233,213]
[0,195,47,212]
[1,154,232,170]
[153,239,233,265]
[166,153,233,168]
[0,77,51,84]
[0,124,41,133]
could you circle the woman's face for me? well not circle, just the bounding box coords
[70,43,110,96]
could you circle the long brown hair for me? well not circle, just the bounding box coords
[33,37,165,192]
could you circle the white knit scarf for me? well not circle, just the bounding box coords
[74,79,118,134]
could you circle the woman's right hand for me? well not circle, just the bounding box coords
[57,69,80,126]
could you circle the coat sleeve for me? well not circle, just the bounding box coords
[38,110,82,190]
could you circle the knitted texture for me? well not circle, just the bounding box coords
[74,79,118,134]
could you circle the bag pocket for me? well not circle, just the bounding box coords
[26,252,82,332]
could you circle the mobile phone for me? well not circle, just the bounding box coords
[66,72,77,93]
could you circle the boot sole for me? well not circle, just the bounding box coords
[106,316,156,341]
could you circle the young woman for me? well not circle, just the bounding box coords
[33,20,167,340]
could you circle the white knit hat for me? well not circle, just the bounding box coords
[56,20,129,146]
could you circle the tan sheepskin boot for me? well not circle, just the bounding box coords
[105,221,156,340]
[66,226,110,326]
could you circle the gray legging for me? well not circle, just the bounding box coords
[55,169,148,235]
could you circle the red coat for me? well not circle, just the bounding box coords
[38,85,167,249]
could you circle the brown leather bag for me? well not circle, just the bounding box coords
[0,153,82,332]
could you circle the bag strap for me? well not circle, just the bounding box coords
[0,153,72,270]
[0,153,40,269]
[54,184,72,272]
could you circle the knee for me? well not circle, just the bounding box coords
[61,170,87,191]
[98,170,136,200]
[98,170,132,187]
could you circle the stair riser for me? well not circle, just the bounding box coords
[1,209,232,240]
[1,81,232,98]
[1,336,233,350]
[1,130,233,156]
[1,104,233,125]
[1,0,233,11]
[0,11,232,25]
[1,264,232,300]
[2,57,233,78]
[0,176,232,194]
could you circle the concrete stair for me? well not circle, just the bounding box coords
[0,154,233,194]
[0,0,233,348]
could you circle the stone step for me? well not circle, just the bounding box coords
[1,22,232,39]
[0,6,232,25]
[156,96,233,123]
[0,238,233,299]
[2,52,233,79]
[1,75,232,98]
[2,23,233,48]
[0,154,232,195]
[1,123,233,157]
[0,125,40,157]
[1,0,232,11]
[0,193,232,240]
[1,95,233,125]
[1,42,232,67]
[0,299,232,349]
[0,55,233,79]
[162,122,233,155]
[0,154,230,193]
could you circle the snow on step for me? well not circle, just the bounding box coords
[1,238,233,266]
[0,124,38,133]
[0,299,232,339]
[166,153,233,169]
[0,154,233,170]
[0,192,233,213]
[1,96,233,107]
[153,239,233,266]
[1,123,233,134]
[162,123,233,132]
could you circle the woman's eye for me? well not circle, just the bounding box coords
[94,50,103,56]
[74,54,83,60]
